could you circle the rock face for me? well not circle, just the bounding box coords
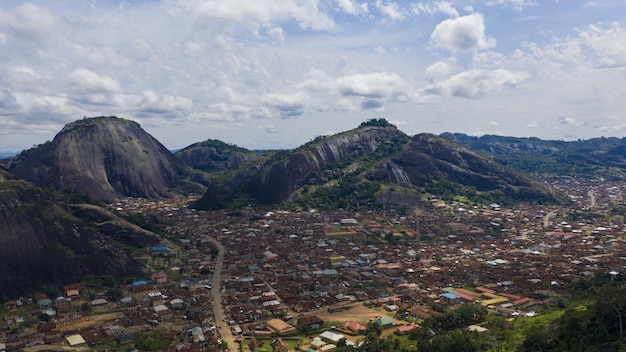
[0,176,144,298]
[194,119,560,210]
[368,133,557,201]
[193,120,410,209]
[11,116,204,202]
[250,124,409,204]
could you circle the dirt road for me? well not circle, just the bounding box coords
[206,235,238,352]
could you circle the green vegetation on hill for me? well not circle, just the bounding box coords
[443,133,626,179]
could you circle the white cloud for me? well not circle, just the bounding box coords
[174,0,335,31]
[185,41,205,55]
[68,68,122,93]
[374,0,405,21]
[335,0,368,15]
[557,116,586,126]
[411,1,459,18]
[557,116,577,124]
[485,0,537,11]
[1,0,626,151]
[578,22,626,68]
[138,90,194,114]
[266,26,285,46]
[0,3,60,41]
[262,92,309,118]
[426,61,451,82]
[527,121,542,129]
[263,125,278,133]
[516,21,626,73]
[430,13,496,52]
[15,93,80,118]
[336,72,408,99]
[596,123,626,133]
[434,69,527,99]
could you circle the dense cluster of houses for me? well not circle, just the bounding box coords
[2,177,626,351]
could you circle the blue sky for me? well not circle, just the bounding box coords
[1,0,625,152]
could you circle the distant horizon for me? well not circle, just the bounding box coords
[2,116,625,158]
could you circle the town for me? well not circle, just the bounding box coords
[2,176,626,352]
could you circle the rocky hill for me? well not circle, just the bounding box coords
[442,133,626,178]
[194,119,560,211]
[10,116,207,202]
[175,139,261,172]
[0,172,149,298]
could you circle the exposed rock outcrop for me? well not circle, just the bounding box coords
[194,120,561,210]
[11,116,205,202]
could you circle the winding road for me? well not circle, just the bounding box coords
[206,235,237,352]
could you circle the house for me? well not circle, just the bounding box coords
[83,330,104,346]
[373,316,395,328]
[342,321,366,333]
[90,298,108,306]
[130,280,154,293]
[152,271,168,284]
[310,336,327,350]
[341,219,358,225]
[441,292,461,304]
[54,297,72,312]
[266,319,296,335]
[297,315,324,329]
[119,297,133,305]
[65,334,86,347]
[154,304,169,313]
[385,304,399,312]
[170,298,185,310]
[64,284,82,299]
[37,298,52,308]
[189,326,205,342]
[52,311,90,328]
[320,344,337,352]
[396,324,419,335]
[116,334,134,345]
[319,331,345,344]
[272,337,289,352]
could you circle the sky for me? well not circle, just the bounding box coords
[1,0,626,152]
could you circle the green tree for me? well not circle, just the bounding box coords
[106,288,123,301]
[596,285,626,341]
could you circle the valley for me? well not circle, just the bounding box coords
[4,176,624,351]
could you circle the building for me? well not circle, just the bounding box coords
[266,319,296,335]
[152,272,168,284]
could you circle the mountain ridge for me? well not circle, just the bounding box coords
[193,119,561,211]
[442,132,626,178]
